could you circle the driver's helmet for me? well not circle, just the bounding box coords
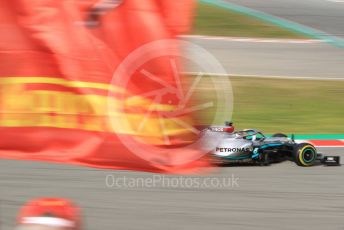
[235,130,262,141]
[16,198,81,230]
[235,130,252,137]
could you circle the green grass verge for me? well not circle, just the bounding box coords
[193,76,344,134]
[193,3,308,39]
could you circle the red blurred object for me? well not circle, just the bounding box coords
[17,198,81,229]
[0,0,209,173]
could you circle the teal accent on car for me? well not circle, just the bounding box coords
[250,143,284,159]
[222,154,252,160]
[260,143,284,149]
[251,148,260,159]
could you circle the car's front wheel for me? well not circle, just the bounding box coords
[294,143,317,167]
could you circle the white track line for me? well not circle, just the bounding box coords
[181,35,322,44]
[184,72,344,81]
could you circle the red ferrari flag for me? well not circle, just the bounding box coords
[0,0,211,173]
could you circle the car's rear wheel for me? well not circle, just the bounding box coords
[258,152,270,166]
[272,133,288,138]
[294,143,317,167]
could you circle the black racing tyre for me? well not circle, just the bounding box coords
[259,153,270,166]
[293,143,317,167]
[272,133,288,138]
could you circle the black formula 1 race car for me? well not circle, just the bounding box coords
[203,122,340,167]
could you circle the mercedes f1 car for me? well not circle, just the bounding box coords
[203,122,340,167]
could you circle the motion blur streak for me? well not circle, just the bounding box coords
[0,0,210,173]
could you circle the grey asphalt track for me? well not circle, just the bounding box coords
[224,0,344,38]
[185,37,344,78]
[1,147,343,230]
